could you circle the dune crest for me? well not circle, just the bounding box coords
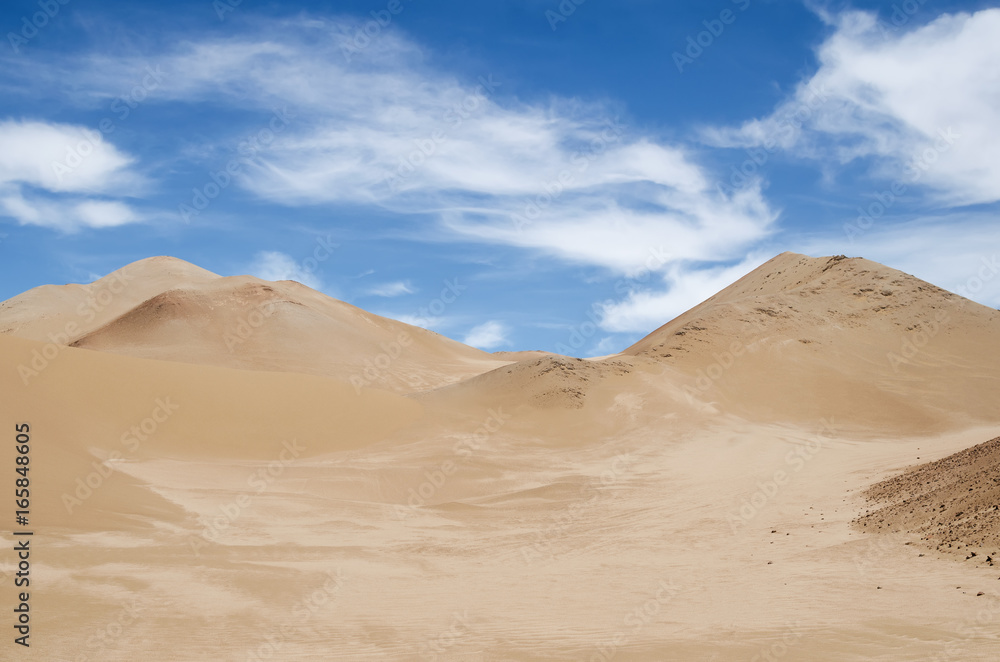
[2,256,509,393]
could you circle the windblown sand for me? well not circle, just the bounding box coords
[2,252,999,660]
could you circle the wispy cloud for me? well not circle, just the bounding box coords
[365,280,415,297]
[463,320,509,350]
[392,313,446,330]
[0,120,143,231]
[598,253,770,334]
[250,250,321,289]
[12,17,776,275]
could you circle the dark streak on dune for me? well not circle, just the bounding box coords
[855,436,1000,563]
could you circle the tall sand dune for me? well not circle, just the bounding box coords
[3,252,999,661]
[0,256,508,393]
[621,252,1000,433]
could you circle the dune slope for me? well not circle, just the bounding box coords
[619,252,1000,433]
[0,257,508,393]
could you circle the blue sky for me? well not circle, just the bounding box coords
[1,0,998,355]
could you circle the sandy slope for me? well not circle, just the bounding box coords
[622,252,1000,433]
[0,256,508,393]
[425,253,1000,440]
[2,251,999,661]
[0,256,220,339]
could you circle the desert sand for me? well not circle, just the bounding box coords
[2,252,999,660]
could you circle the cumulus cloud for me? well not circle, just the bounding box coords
[0,190,139,231]
[0,119,138,193]
[250,251,321,289]
[463,320,509,350]
[0,120,142,231]
[706,8,1000,206]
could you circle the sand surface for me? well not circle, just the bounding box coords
[2,252,999,660]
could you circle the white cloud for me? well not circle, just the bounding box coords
[586,336,622,358]
[598,253,771,334]
[707,8,1000,206]
[365,281,415,297]
[27,18,776,275]
[0,120,142,231]
[0,190,139,231]
[443,183,774,275]
[463,320,509,350]
[392,313,445,330]
[73,200,139,228]
[250,251,321,289]
[0,120,138,194]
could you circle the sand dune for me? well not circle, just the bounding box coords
[2,251,999,661]
[0,256,219,340]
[425,252,1000,438]
[621,252,1000,433]
[2,256,509,393]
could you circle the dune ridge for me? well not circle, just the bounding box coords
[3,251,999,661]
[2,256,510,393]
